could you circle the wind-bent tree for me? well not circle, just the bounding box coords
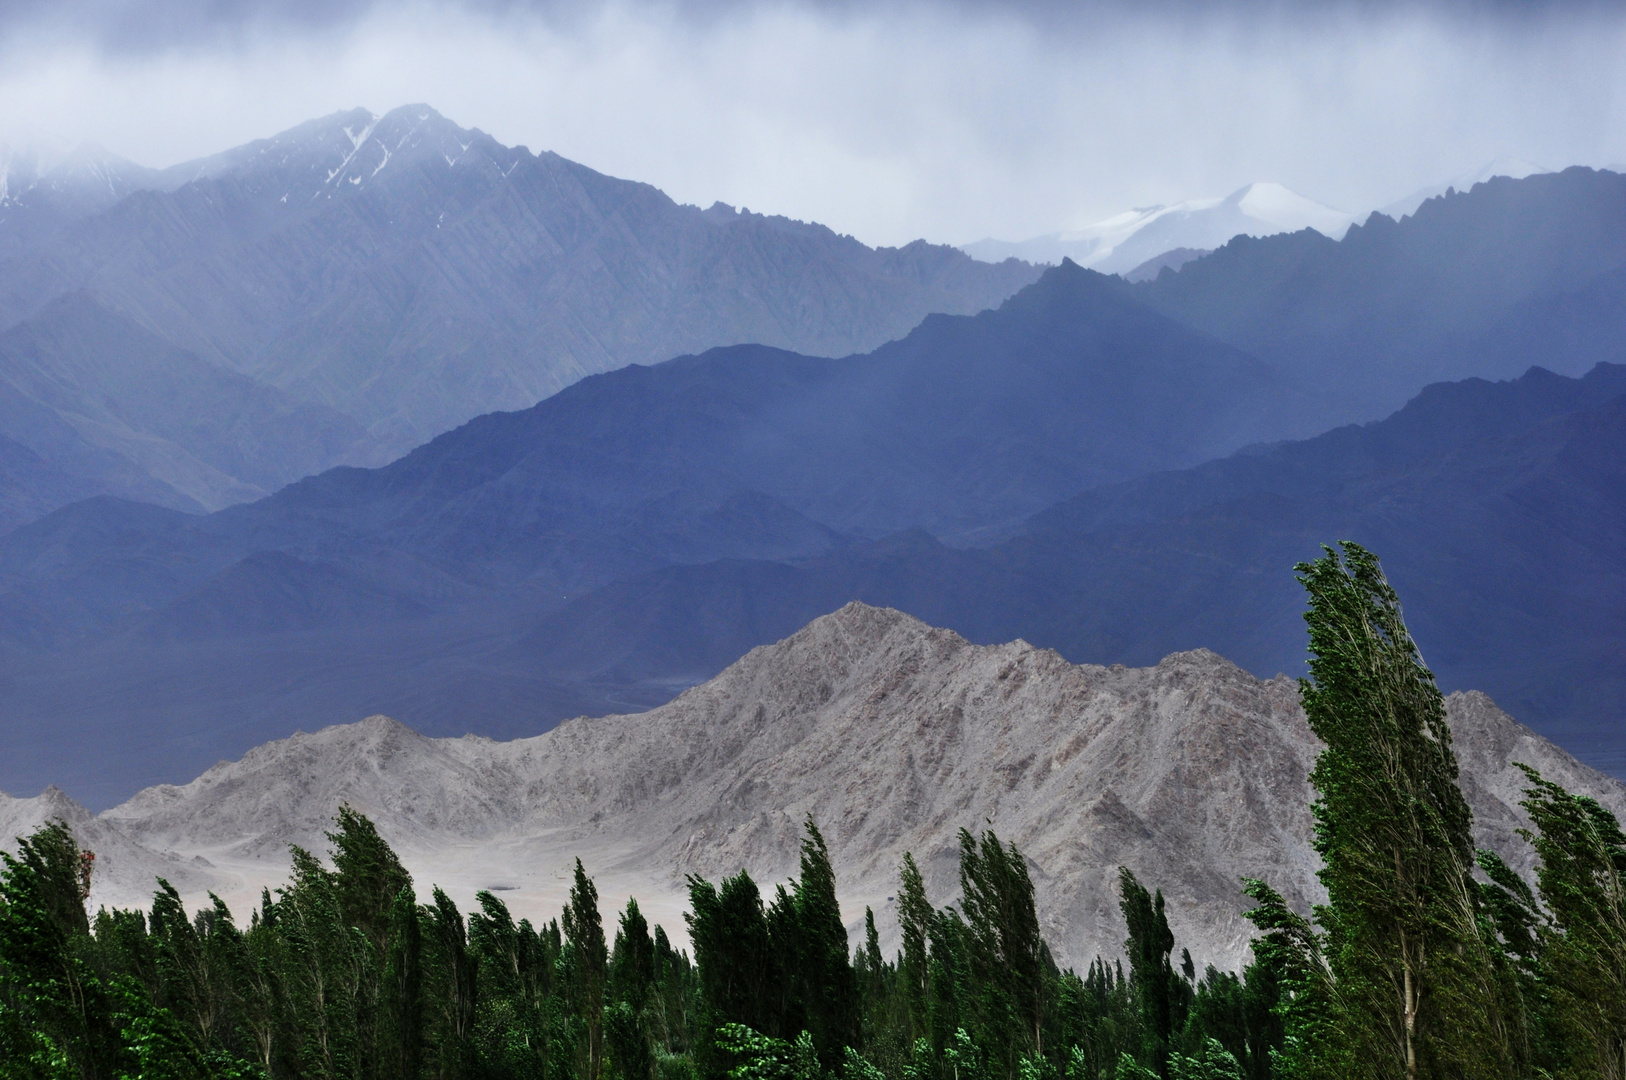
[1294,541,1512,1079]
[1517,765,1626,1079]
[563,859,608,1080]
[1118,868,1184,1075]
[789,819,859,1067]
[959,829,1046,1078]
[898,853,933,1046]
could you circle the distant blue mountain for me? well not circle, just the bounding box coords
[520,362,1626,772]
[1139,167,1626,425]
[0,261,1300,638]
[5,167,1626,804]
[0,105,1039,480]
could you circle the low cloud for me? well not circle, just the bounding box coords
[1,0,1622,246]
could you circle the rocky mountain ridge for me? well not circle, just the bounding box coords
[7,604,1619,972]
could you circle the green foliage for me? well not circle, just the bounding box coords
[897,855,931,1046]
[789,820,860,1067]
[715,1023,823,1080]
[423,886,477,1077]
[1516,764,1626,1078]
[959,831,1047,1073]
[565,859,609,1080]
[326,806,412,959]
[1117,868,1183,1073]
[1291,541,1513,1079]
[0,821,126,1078]
[1166,1038,1243,1080]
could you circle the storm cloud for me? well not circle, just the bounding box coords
[1,0,1622,246]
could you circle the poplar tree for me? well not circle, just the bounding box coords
[687,867,782,1067]
[328,805,412,959]
[1517,765,1626,1078]
[608,897,658,1080]
[1295,541,1511,1079]
[424,886,477,1078]
[379,885,423,1080]
[898,853,933,1044]
[959,829,1045,1075]
[790,818,859,1066]
[1118,868,1177,1074]
[564,859,608,1080]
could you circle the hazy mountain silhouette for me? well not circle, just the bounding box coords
[511,362,1626,771]
[1139,167,1626,424]
[0,105,1038,468]
[0,293,366,527]
[0,143,169,262]
[5,168,1626,798]
[0,261,1302,640]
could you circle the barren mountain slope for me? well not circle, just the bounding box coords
[0,787,222,904]
[85,603,1626,969]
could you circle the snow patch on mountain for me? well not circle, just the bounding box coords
[963,181,1356,275]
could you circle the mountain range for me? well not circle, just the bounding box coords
[0,260,1299,630]
[2,604,1619,971]
[1,128,1624,807]
[0,105,1038,524]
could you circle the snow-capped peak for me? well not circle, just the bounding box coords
[962,181,1352,274]
[1233,182,1356,238]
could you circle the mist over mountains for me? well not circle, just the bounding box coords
[528,361,1624,767]
[963,181,1356,275]
[0,116,1623,812]
[0,104,1037,522]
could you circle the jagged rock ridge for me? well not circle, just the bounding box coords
[9,604,1617,971]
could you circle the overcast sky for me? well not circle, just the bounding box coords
[0,0,1622,247]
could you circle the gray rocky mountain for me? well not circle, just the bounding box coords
[10,603,1617,972]
[0,105,1038,468]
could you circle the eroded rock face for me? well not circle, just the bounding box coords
[21,603,1624,970]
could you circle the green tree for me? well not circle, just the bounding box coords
[714,1023,822,1080]
[898,854,932,1045]
[277,846,366,1079]
[0,821,125,1080]
[1118,868,1181,1075]
[687,870,783,1054]
[959,830,1047,1076]
[564,860,608,1080]
[789,819,859,1066]
[1517,764,1626,1078]
[612,898,657,1016]
[379,884,423,1080]
[423,886,477,1078]
[1294,541,1512,1079]
[328,806,412,958]
[609,897,658,1080]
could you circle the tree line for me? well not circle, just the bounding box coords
[1,542,1623,1079]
